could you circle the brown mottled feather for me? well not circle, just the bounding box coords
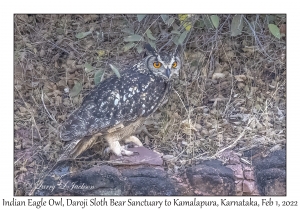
[60,63,169,142]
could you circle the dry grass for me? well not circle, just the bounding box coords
[14,14,286,195]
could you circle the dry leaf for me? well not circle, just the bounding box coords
[163,155,175,161]
[212,73,225,80]
[19,107,27,113]
[235,75,247,82]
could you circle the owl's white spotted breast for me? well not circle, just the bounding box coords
[60,61,170,142]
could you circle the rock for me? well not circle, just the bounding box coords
[33,149,286,196]
[34,165,124,196]
[186,160,235,195]
[244,170,255,180]
[243,146,263,158]
[34,165,176,196]
[122,167,176,195]
[221,149,260,195]
[243,180,256,194]
[227,164,244,179]
[66,165,124,195]
[110,146,163,166]
[235,180,243,195]
[253,149,286,195]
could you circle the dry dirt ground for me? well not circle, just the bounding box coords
[14,14,286,195]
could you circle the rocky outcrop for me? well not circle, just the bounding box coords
[253,149,286,195]
[186,160,235,195]
[34,148,286,196]
[122,167,176,195]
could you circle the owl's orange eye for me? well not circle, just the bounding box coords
[172,62,177,68]
[153,62,162,68]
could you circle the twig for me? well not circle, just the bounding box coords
[242,15,273,61]
[41,89,57,123]
[173,88,189,117]
[211,118,254,159]
[15,87,43,141]
[220,40,234,117]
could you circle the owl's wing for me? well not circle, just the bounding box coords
[60,69,168,141]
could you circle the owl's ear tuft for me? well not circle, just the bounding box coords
[174,44,182,57]
[144,43,157,56]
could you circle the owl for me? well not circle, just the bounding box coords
[59,44,182,160]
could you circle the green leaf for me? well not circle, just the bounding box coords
[172,22,179,30]
[69,82,82,97]
[124,34,144,42]
[75,31,92,39]
[166,17,175,26]
[195,19,205,28]
[109,64,121,78]
[266,15,275,24]
[203,15,214,29]
[147,40,156,50]
[84,62,93,73]
[123,42,135,52]
[231,15,244,36]
[137,15,146,22]
[160,15,169,23]
[94,69,104,85]
[146,29,156,40]
[268,24,281,39]
[56,28,65,35]
[172,35,179,45]
[210,15,220,29]
[171,30,181,35]
[178,31,188,44]
[122,28,134,34]
[136,44,143,54]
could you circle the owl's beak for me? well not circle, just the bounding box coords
[165,68,171,78]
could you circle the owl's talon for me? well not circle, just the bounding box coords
[121,149,134,156]
[104,147,111,155]
[105,142,137,156]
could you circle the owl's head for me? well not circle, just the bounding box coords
[144,44,182,81]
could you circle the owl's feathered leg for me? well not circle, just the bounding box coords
[124,136,143,146]
[103,144,133,156]
[105,137,134,156]
[105,135,142,156]
[104,118,145,156]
